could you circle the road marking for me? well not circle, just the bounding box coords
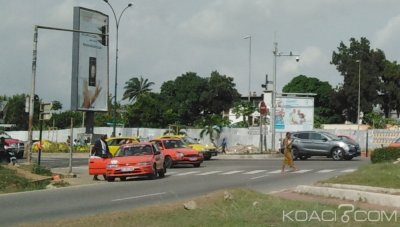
[197,171,222,176]
[167,171,177,175]
[250,174,269,180]
[341,169,356,173]
[175,171,200,176]
[112,192,166,202]
[291,169,312,173]
[268,170,282,174]
[243,170,267,175]
[220,170,245,175]
[317,169,335,173]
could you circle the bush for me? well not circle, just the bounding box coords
[370,147,400,163]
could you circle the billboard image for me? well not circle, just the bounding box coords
[275,96,314,132]
[71,7,109,111]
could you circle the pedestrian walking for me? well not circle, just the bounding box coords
[281,132,299,173]
[91,134,111,180]
[221,137,227,154]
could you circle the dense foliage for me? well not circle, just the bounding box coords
[370,147,400,163]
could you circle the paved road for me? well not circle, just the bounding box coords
[2,155,369,226]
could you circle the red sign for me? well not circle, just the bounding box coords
[259,101,267,115]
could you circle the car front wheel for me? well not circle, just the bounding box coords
[331,148,344,161]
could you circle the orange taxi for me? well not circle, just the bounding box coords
[150,138,203,168]
[88,142,166,182]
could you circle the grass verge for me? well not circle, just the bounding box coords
[320,162,400,189]
[22,188,399,227]
[0,164,51,193]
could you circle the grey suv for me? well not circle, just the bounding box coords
[287,131,360,161]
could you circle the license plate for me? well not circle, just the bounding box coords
[189,157,197,161]
[121,167,133,172]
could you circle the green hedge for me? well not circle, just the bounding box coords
[33,142,90,153]
[370,147,400,163]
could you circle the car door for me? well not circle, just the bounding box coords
[293,132,312,153]
[309,132,331,155]
[152,144,163,169]
[88,156,110,175]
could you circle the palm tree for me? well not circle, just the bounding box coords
[200,124,222,147]
[122,76,155,103]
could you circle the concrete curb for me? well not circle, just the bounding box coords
[317,183,400,195]
[294,185,400,208]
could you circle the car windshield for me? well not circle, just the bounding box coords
[163,140,186,149]
[115,145,153,157]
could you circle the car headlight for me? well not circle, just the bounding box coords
[176,151,184,158]
[107,160,119,168]
[138,161,152,166]
[338,142,350,151]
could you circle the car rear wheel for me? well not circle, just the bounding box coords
[331,148,344,161]
[165,156,173,168]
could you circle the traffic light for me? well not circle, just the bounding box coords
[261,74,271,90]
[99,25,108,46]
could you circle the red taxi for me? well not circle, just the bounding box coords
[88,142,166,182]
[150,138,203,168]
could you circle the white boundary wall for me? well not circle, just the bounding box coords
[5,127,400,152]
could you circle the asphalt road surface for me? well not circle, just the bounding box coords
[1,156,369,226]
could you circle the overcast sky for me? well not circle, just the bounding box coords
[1,0,400,110]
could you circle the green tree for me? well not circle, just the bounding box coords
[200,124,222,147]
[125,92,165,128]
[331,37,386,123]
[282,75,341,125]
[4,94,37,130]
[160,72,209,125]
[231,101,256,127]
[363,112,385,129]
[380,60,400,118]
[122,76,155,103]
[205,71,241,114]
[51,111,82,129]
[51,100,62,111]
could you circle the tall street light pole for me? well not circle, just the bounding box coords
[244,36,252,102]
[356,60,361,140]
[271,42,299,152]
[103,0,133,137]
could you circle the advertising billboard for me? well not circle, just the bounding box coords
[71,7,109,111]
[275,96,314,132]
